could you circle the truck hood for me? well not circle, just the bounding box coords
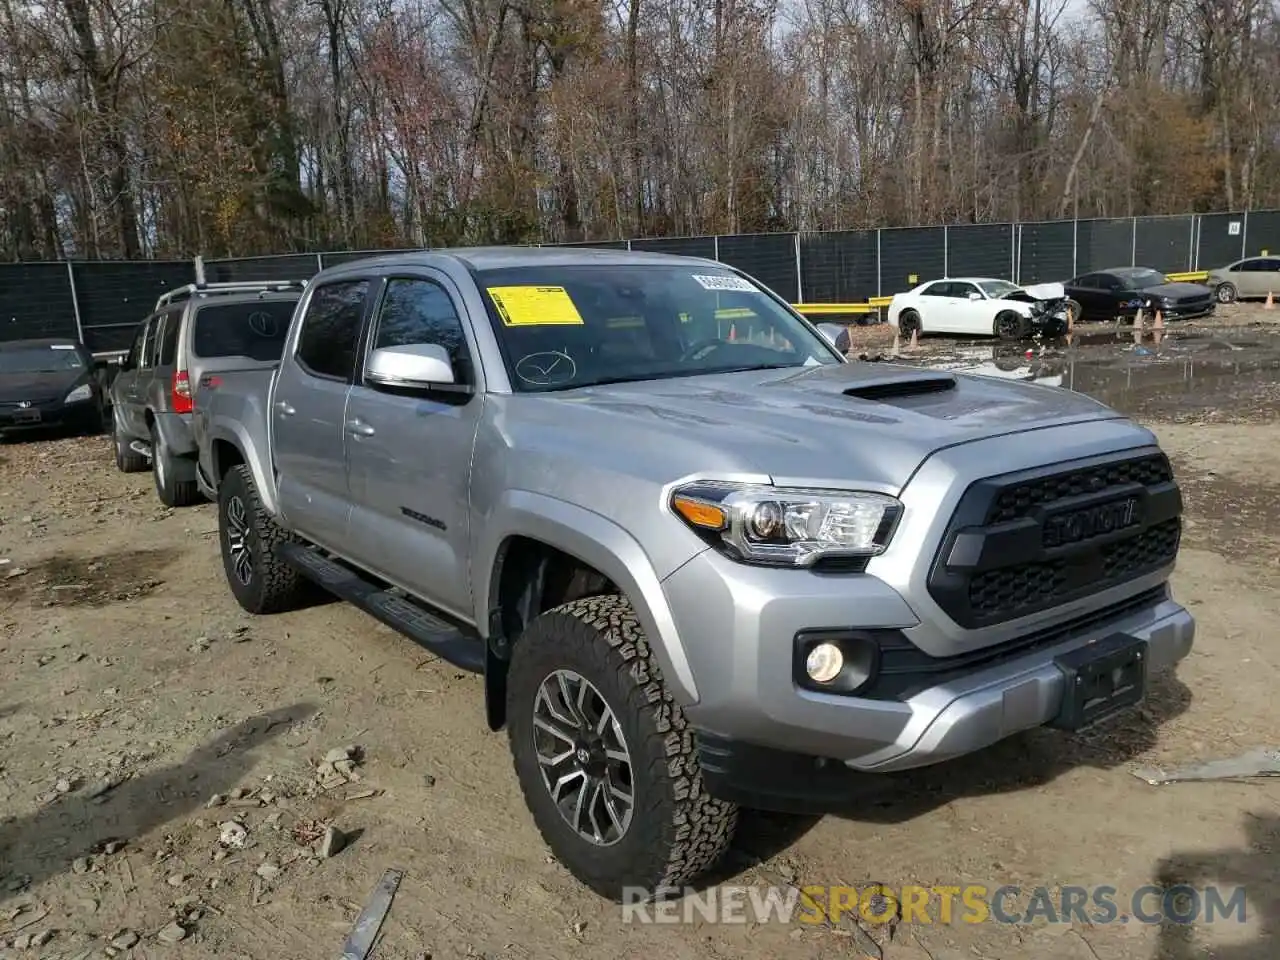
[503,361,1122,492]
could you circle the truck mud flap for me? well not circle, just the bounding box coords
[280,543,484,674]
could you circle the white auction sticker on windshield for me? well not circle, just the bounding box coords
[692,274,756,292]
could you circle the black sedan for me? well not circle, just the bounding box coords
[0,338,111,439]
[1062,267,1216,323]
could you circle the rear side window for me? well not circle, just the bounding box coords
[158,310,181,365]
[192,300,297,362]
[295,281,370,380]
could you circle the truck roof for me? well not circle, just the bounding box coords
[318,245,721,274]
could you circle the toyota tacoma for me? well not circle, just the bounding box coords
[191,247,1194,901]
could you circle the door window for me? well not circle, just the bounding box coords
[294,280,371,381]
[920,282,952,297]
[950,281,980,299]
[140,315,160,369]
[123,319,149,371]
[368,278,473,385]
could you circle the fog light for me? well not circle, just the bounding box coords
[805,643,844,683]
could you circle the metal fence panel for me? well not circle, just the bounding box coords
[74,260,195,352]
[1076,218,1134,274]
[715,233,798,301]
[1245,210,1280,257]
[203,254,322,283]
[0,263,78,343]
[1197,212,1248,268]
[879,226,945,295]
[541,239,629,250]
[798,230,877,303]
[1018,221,1075,283]
[1134,216,1193,273]
[946,224,1014,280]
[629,236,715,259]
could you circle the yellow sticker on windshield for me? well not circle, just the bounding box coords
[487,286,585,326]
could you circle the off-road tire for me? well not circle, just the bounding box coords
[151,422,202,508]
[897,309,922,338]
[1215,282,1238,304]
[507,595,738,902]
[994,310,1028,341]
[218,463,311,615]
[112,415,148,473]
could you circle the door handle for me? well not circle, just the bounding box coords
[346,418,375,437]
[275,400,296,416]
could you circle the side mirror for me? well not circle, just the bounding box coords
[366,343,457,390]
[968,292,983,301]
[814,322,850,355]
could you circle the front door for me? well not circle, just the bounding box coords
[271,278,374,549]
[344,272,483,621]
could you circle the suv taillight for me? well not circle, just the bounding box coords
[172,370,193,414]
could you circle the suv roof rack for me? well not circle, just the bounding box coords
[154,279,308,311]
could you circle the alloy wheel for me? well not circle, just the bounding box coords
[225,496,253,586]
[532,669,634,846]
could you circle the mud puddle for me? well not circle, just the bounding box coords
[0,547,177,609]
[901,328,1280,424]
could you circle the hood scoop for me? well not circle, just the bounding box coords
[841,370,958,401]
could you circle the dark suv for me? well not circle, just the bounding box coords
[109,280,305,506]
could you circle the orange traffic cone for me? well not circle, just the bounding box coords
[728,323,737,341]
[1153,309,1164,330]
[1266,291,1275,310]
[892,331,901,356]
[908,328,919,350]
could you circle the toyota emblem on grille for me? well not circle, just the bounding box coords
[17,400,31,409]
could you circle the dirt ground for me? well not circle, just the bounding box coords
[1,305,1278,960]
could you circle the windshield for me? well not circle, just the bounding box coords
[0,346,85,374]
[977,280,1021,299]
[1115,268,1168,289]
[192,300,297,361]
[472,264,841,392]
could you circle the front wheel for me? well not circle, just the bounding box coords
[1215,282,1238,304]
[217,464,311,614]
[112,415,148,473]
[994,311,1028,341]
[507,595,738,901]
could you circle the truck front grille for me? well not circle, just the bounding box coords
[927,452,1182,629]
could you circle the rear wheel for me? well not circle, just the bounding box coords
[995,311,1028,341]
[218,464,311,615]
[1215,282,1238,304]
[897,310,922,338]
[507,595,738,902]
[151,422,202,507]
[112,415,148,473]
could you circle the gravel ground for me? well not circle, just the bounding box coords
[0,309,1277,960]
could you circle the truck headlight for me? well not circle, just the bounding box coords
[64,384,92,403]
[670,481,902,567]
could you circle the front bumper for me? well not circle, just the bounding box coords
[668,544,1192,775]
[0,397,101,434]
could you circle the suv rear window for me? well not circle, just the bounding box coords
[191,300,297,361]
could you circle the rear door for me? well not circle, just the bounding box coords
[343,271,483,618]
[271,278,374,549]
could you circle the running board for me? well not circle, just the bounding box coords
[279,543,484,674]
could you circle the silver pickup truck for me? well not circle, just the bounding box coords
[192,247,1194,902]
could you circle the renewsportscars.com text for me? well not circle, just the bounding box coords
[620,883,1249,926]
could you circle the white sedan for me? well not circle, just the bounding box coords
[885,277,1074,340]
